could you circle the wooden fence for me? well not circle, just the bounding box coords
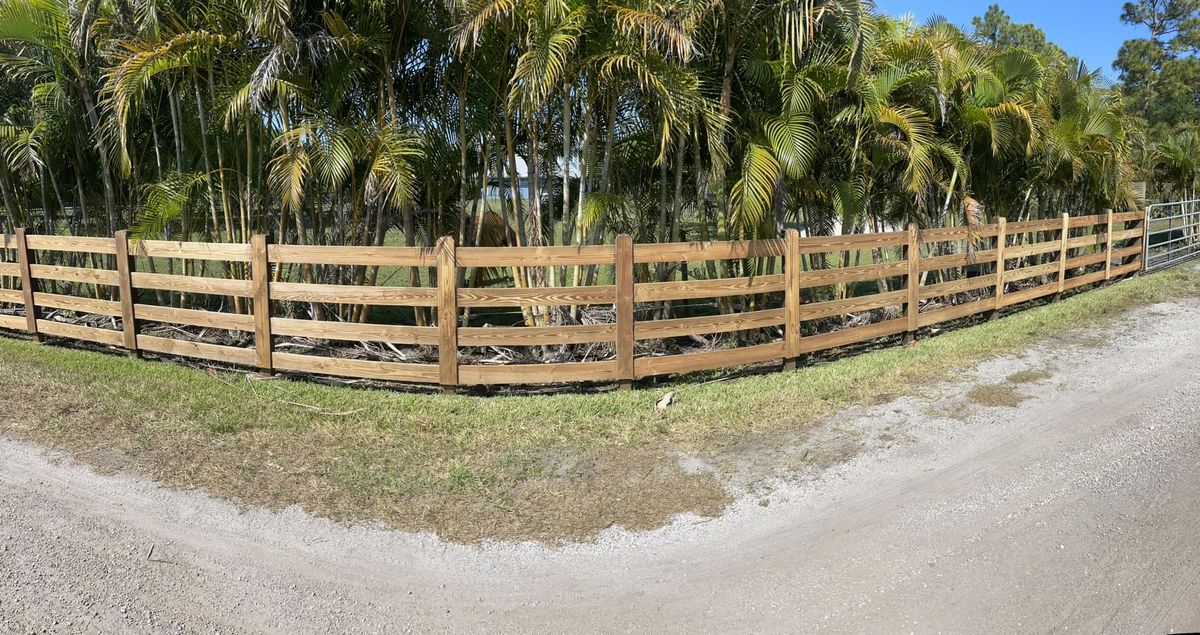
[0,211,1146,391]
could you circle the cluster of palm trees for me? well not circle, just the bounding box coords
[0,0,1179,272]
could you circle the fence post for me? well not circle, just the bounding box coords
[905,224,919,344]
[1104,208,1114,281]
[436,236,458,393]
[991,218,1007,320]
[615,234,634,390]
[1056,213,1069,299]
[113,230,139,356]
[14,228,40,343]
[783,229,801,370]
[250,234,273,375]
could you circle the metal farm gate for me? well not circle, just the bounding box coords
[1144,200,1200,273]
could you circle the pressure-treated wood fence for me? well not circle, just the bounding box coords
[0,210,1146,391]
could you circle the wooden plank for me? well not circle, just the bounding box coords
[1001,281,1058,307]
[36,320,123,346]
[114,230,138,353]
[456,245,615,267]
[0,314,24,330]
[783,229,801,367]
[1065,234,1103,250]
[796,232,907,255]
[1111,261,1141,277]
[1105,209,1114,280]
[905,225,919,341]
[137,334,257,366]
[136,304,255,331]
[458,323,615,346]
[436,236,457,390]
[0,262,18,277]
[131,271,251,297]
[1003,240,1061,260]
[268,244,436,267]
[1003,261,1060,284]
[799,290,907,321]
[797,261,908,289]
[1112,211,1144,222]
[634,275,783,303]
[798,318,908,354]
[30,264,118,286]
[1110,228,1143,241]
[919,274,996,300]
[1062,269,1107,291]
[1067,214,1105,229]
[634,342,784,378]
[615,235,634,388]
[635,308,785,341]
[634,238,785,264]
[15,229,38,339]
[134,240,251,261]
[1066,252,1107,269]
[269,282,435,306]
[33,292,121,316]
[1005,218,1062,233]
[1058,213,1069,294]
[0,288,22,304]
[272,318,436,344]
[460,360,619,385]
[251,235,272,373]
[25,234,116,254]
[273,351,439,383]
[920,224,1001,242]
[993,219,1007,311]
[918,249,998,273]
[457,285,617,308]
[917,298,996,328]
[1111,245,1142,260]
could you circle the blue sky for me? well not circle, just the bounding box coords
[874,0,1146,77]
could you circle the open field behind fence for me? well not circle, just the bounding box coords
[0,211,1146,391]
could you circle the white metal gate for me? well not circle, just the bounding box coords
[1144,199,1200,272]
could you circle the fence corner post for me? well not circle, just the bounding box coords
[250,234,273,375]
[14,228,40,343]
[904,224,919,345]
[1104,208,1114,281]
[436,236,458,394]
[113,230,139,356]
[991,217,1007,320]
[783,229,801,370]
[615,234,634,390]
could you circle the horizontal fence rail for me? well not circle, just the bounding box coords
[0,211,1147,391]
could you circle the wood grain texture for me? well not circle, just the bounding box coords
[30,264,118,286]
[34,292,122,316]
[272,318,437,344]
[797,261,908,289]
[1058,214,1070,294]
[784,229,801,363]
[1000,281,1058,307]
[1066,252,1108,269]
[269,282,435,306]
[36,320,123,346]
[1067,214,1105,229]
[1003,261,1060,284]
[633,238,785,264]
[1003,240,1061,260]
[0,288,22,304]
[459,361,619,385]
[272,352,439,383]
[15,229,38,337]
[634,342,784,378]
[458,323,615,346]
[25,235,116,254]
[918,249,998,273]
[799,290,907,321]
[917,298,996,328]
[1005,218,1063,233]
[268,244,436,267]
[635,308,785,341]
[993,219,1008,309]
[0,262,19,277]
[796,231,907,255]
[137,335,257,366]
[920,224,1001,242]
[1065,234,1103,250]
[1111,211,1144,222]
[634,275,783,302]
[457,285,616,308]
[131,271,251,296]
[113,230,138,352]
[135,240,251,261]
[436,236,458,388]
[136,304,255,331]
[456,245,615,267]
[0,314,24,330]
[797,318,907,354]
[251,235,272,372]
[906,225,919,336]
[1104,209,1114,280]
[918,274,996,300]
[615,235,634,385]
[1062,269,1106,291]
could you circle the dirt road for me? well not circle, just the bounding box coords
[3,300,1200,633]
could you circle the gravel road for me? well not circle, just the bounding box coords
[3,299,1200,633]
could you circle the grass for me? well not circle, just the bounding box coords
[1,266,1198,543]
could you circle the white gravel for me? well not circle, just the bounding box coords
[3,298,1200,632]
